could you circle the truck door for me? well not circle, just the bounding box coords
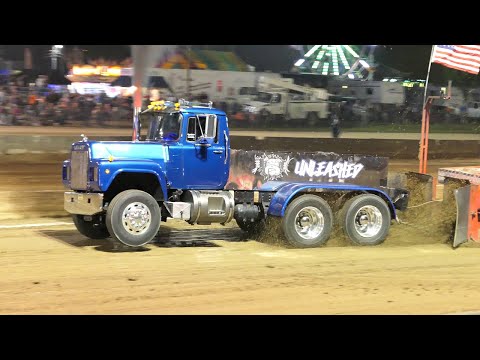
[269,93,284,117]
[183,114,227,189]
[289,95,304,120]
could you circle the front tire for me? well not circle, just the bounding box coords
[72,214,110,239]
[106,190,161,247]
[341,194,391,246]
[258,110,273,128]
[281,194,333,248]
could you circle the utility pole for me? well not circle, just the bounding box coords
[186,45,191,99]
[50,45,63,71]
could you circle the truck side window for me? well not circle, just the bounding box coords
[187,115,215,142]
[186,117,197,141]
[205,115,218,143]
[197,116,207,138]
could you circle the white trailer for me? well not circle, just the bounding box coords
[121,68,281,104]
[328,80,405,105]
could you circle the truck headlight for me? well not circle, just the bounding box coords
[63,164,70,180]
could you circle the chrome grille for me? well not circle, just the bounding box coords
[70,151,89,190]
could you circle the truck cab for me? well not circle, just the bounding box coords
[143,106,230,189]
[63,102,230,194]
[63,101,234,247]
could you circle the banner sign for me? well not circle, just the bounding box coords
[225,150,388,190]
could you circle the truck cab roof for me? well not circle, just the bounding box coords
[146,100,226,117]
[181,107,226,116]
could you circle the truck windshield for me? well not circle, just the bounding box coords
[254,92,273,103]
[146,112,182,141]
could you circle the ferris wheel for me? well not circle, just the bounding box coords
[293,45,377,79]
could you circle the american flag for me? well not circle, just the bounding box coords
[431,45,480,74]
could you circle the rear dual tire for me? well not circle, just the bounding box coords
[282,195,333,248]
[340,194,391,246]
[281,193,391,248]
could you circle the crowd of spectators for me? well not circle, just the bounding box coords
[0,83,134,127]
[0,77,478,129]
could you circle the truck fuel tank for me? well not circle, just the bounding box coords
[180,190,235,225]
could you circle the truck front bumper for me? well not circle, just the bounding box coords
[64,191,104,215]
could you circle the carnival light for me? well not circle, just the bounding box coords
[294,45,372,78]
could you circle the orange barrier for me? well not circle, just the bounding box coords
[468,185,480,242]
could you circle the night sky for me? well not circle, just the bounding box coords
[72,45,435,77]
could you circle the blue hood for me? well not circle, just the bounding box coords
[88,141,168,164]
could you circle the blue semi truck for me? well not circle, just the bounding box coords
[62,100,409,248]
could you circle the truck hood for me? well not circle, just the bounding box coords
[87,141,168,164]
[244,101,268,113]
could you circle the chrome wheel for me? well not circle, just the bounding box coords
[354,205,383,238]
[122,202,152,235]
[294,206,325,241]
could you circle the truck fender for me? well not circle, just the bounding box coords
[266,182,396,219]
[99,161,168,200]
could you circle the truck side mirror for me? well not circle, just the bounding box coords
[195,136,211,147]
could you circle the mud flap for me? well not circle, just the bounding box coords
[404,172,434,206]
[453,185,471,248]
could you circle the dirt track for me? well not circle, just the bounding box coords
[1,153,480,314]
[2,219,480,315]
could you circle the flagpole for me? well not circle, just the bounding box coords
[418,45,435,174]
[422,45,435,106]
